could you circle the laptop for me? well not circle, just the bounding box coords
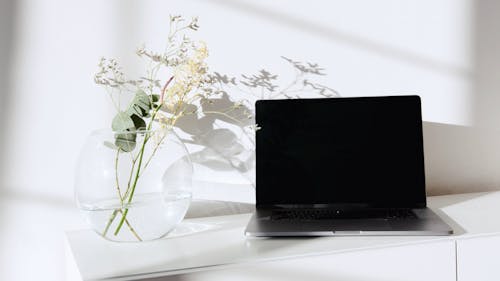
[245,95,453,236]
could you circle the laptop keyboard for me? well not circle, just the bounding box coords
[270,208,417,221]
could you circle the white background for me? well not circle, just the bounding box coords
[0,0,500,280]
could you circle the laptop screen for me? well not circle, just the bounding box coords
[256,96,426,208]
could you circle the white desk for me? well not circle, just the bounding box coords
[65,192,500,281]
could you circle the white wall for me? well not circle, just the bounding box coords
[3,0,499,201]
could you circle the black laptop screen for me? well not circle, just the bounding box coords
[256,96,426,208]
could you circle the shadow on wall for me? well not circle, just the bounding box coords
[423,0,500,196]
[205,0,500,195]
[205,0,471,79]
[472,0,500,129]
[0,0,16,190]
[424,121,500,196]
[173,57,338,185]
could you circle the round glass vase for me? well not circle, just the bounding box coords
[75,128,193,242]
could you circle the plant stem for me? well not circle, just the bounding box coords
[113,105,164,235]
[103,209,119,237]
[122,152,137,201]
[112,75,174,237]
[114,149,124,203]
[101,149,123,238]
[113,133,148,235]
[101,149,138,239]
[102,209,142,241]
[139,131,168,177]
[124,214,142,241]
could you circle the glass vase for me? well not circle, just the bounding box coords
[75,128,193,242]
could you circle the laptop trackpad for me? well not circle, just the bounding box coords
[330,219,392,231]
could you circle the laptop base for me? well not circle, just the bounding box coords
[245,207,453,237]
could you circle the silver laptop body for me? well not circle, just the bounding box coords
[245,96,453,237]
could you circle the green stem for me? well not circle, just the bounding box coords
[122,152,137,201]
[124,214,142,241]
[103,209,119,237]
[114,149,124,203]
[113,107,162,236]
[112,73,173,236]
[139,131,168,177]
[101,149,139,239]
[113,134,148,235]
[101,149,124,238]
[102,209,142,241]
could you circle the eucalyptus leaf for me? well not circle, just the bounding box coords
[127,90,151,117]
[112,112,135,132]
[126,107,139,117]
[150,94,161,111]
[115,132,136,152]
[151,94,160,103]
[135,90,150,108]
[130,114,146,130]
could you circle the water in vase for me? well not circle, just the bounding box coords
[80,191,191,242]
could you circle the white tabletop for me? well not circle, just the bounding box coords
[66,192,500,280]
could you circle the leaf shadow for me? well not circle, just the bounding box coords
[172,57,339,183]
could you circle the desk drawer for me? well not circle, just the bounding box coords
[147,240,456,281]
[457,235,500,281]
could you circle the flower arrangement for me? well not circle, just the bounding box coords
[91,15,251,240]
